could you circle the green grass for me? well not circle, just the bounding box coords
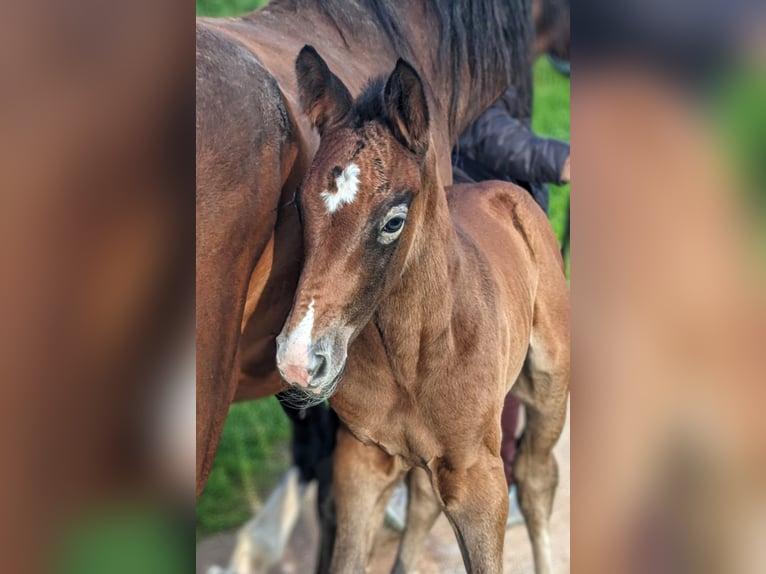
[196,0,265,17]
[532,58,571,252]
[196,1,571,536]
[196,397,291,536]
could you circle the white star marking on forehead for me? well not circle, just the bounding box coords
[320,163,360,213]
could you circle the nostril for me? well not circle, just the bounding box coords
[309,353,329,384]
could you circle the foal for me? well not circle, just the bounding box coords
[277,48,570,574]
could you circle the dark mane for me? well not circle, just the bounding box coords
[434,0,531,127]
[268,0,531,134]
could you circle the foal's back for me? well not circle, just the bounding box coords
[449,180,563,309]
[448,179,561,269]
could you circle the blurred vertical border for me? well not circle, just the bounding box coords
[572,0,766,573]
[0,0,195,572]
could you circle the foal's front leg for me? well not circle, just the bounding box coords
[432,453,508,573]
[331,425,401,573]
[391,466,442,573]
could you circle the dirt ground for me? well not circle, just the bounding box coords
[197,407,569,573]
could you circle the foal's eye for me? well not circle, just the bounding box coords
[378,205,409,244]
[383,216,405,234]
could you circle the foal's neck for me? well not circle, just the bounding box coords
[373,158,469,383]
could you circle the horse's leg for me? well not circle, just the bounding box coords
[278,399,340,574]
[314,465,336,574]
[331,425,402,573]
[196,207,275,499]
[391,466,441,574]
[510,277,569,574]
[196,24,298,497]
[561,195,570,261]
[431,452,508,573]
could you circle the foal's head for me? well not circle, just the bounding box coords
[276,46,433,402]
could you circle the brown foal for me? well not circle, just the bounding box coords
[276,48,569,574]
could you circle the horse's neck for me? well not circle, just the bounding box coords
[415,46,511,145]
[241,0,515,170]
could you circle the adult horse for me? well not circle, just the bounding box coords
[197,0,531,493]
[277,52,569,573]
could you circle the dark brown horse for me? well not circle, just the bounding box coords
[276,51,569,573]
[196,0,532,494]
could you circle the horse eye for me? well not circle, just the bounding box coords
[383,216,405,234]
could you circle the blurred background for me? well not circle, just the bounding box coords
[572,1,766,573]
[0,0,194,572]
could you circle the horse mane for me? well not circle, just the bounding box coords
[268,0,531,133]
[432,0,532,128]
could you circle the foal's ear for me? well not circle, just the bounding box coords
[383,59,430,156]
[295,45,352,136]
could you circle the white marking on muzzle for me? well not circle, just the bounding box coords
[281,298,316,380]
[292,298,315,349]
[321,163,360,213]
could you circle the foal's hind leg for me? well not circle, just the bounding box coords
[331,425,402,573]
[511,294,569,574]
[391,466,442,573]
[512,394,567,574]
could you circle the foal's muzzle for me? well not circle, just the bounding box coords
[275,327,349,396]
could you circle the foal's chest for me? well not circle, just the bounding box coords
[332,395,440,466]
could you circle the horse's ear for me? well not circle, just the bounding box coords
[295,45,352,136]
[383,59,430,156]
